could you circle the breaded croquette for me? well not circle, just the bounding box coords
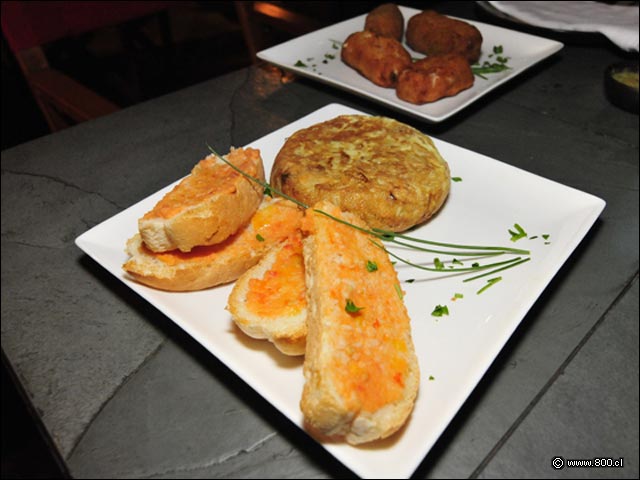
[341,30,412,87]
[396,54,474,104]
[406,10,482,64]
[364,3,404,41]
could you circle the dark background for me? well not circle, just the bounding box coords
[1,1,395,151]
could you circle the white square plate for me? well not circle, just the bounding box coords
[76,104,604,478]
[257,5,563,123]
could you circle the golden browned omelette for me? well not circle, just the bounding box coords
[270,115,450,232]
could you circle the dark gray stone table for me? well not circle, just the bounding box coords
[2,3,638,478]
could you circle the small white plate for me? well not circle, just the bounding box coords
[257,5,563,123]
[76,104,604,478]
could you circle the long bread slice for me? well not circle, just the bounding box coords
[300,201,419,444]
[123,198,302,291]
[139,147,265,252]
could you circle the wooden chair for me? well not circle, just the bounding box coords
[234,1,325,63]
[1,1,179,132]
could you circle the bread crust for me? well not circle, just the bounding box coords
[123,198,303,291]
[300,202,419,444]
[270,115,450,232]
[228,232,307,356]
[139,148,265,253]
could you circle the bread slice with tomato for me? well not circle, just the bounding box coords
[228,231,307,355]
[300,201,419,444]
[123,197,303,291]
[139,147,265,253]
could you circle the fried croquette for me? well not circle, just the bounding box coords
[396,54,474,104]
[406,10,482,64]
[364,3,404,41]
[341,30,412,87]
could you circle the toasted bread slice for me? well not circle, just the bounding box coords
[139,147,265,253]
[123,198,303,291]
[300,201,419,444]
[228,231,307,355]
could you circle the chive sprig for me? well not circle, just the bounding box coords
[207,144,531,283]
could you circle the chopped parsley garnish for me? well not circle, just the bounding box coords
[294,60,307,67]
[406,279,415,283]
[509,223,528,242]
[255,234,265,242]
[394,283,404,300]
[451,177,463,182]
[434,257,445,270]
[366,260,378,272]
[324,53,335,60]
[345,299,363,314]
[542,234,550,240]
[453,293,464,300]
[472,62,510,78]
[431,304,449,317]
[428,375,435,381]
[472,45,511,79]
[476,276,502,295]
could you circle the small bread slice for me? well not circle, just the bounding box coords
[123,198,303,291]
[300,201,419,444]
[139,147,265,253]
[228,231,307,356]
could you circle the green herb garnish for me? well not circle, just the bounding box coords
[255,234,265,242]
[294,60,307,67]
[451,177,463,182]
[428,375,435,381]
[464,257,530,282]
[476,276,502,294]
[509,223,528,242]
[434,257,445,270]
[345,299,364,314]
[394,283,404,299]
[472,46,511,79]
[366,260,378,272]
[472,63,511,79]
[431,305,449,317]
